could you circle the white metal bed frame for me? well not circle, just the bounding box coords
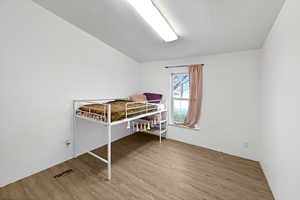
[73,98,167,180]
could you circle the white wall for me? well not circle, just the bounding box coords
[140,50,261,161]
[260,0,300,199]
[2,2,298,198]
[0,0,140,187]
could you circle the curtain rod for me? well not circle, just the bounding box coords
[164,64,204,69]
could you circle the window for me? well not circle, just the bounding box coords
[171,73,189,123]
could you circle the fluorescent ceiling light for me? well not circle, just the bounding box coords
[127,0,178,42]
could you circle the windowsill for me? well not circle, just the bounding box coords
[169,123,200,131]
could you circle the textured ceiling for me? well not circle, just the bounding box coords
[33,0,285,62]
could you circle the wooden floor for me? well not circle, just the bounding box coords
[0,133,274,200]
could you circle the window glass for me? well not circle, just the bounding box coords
[171,73,189,123]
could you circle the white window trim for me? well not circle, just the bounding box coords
[169,123,200,131]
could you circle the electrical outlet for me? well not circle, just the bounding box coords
[243,142,249,148]
[65,140,71,146]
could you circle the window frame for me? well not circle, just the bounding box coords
[170,72,190,124]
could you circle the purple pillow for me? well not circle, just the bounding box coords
[144,93,162,103]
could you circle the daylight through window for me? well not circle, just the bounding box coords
[171,73,189,123]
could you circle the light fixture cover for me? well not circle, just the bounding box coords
[128,0,178,42]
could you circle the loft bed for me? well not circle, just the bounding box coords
[73,98,168,180]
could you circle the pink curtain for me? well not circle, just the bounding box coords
[181,64,204,128]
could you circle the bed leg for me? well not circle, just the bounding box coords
[73,100,77,158]
[159,112,162,144]
[107,124,112,181]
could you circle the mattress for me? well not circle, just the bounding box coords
[78,100,157,122]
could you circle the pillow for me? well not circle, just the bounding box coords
[129,94,147,102]
[144,93,163,103]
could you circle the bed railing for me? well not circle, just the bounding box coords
[74,100,111,123]
[73,98,166,124]
[125,100,164,118]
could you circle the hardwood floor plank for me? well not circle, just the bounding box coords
[0,133,274,200]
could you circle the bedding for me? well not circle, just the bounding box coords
[78,99,157,122]
[129,94,147,102]
[144,93,162,104]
